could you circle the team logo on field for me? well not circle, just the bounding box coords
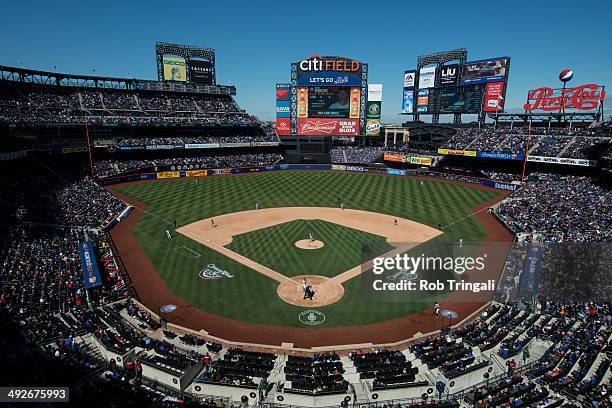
[298,310,326,326]
[386,267,419,281]
[199,264,233,280]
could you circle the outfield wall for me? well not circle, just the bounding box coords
[97,163,520,192]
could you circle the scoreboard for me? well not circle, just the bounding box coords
[402,56,510,115]
[290,56,368,136]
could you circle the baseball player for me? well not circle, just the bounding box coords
[459,238,463,248]
[165,229,172,239]
[309,232,314,243]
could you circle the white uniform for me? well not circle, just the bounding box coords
[166,230,171,239]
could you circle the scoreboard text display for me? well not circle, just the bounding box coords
[294,56,366,136]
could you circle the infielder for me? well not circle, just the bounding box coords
[165,229,172,239]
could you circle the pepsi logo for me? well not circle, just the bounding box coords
[559,70,573,82]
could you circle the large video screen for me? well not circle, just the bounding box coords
[162,56,187,82]
[461,57,510,84]
[306,87,360,118]
[437,88,483,113]
[189,60,214,85]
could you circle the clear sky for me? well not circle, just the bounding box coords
[1,0,610,122]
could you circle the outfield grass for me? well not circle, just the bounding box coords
[226,219,394,278]
[113,171,502,327]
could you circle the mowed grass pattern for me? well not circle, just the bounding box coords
[227,220,393,278]
[113,171,502,327]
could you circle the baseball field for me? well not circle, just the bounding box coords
[108,171,511,347]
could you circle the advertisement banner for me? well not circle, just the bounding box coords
[276,83,290,101]
[409,156,433,166]
[297,118,359,136]
[275,118,291,136]
[275,119,291,136]
[157,171,180,179]
[402,89,414,114]
[416,89,432,113]
[527,155,597,167]
[523,84,605,112]
[297,87,309,118]
[276,100,290,118]
[366,101,381,119]
[437,64,459,86]
[365,119,380,136]
[296,71,361,87]
[477,151,524,161]
[437,148,477,157]
[461,57,510,85]
[189,60,214,85]
[79,242,103,289]
[418,67,436,89]
[483,82,505,112]
[186,170,207,177]
[367,84,383,102]
[185,143,220,149]
[349,87,360,119]
[384,153,405,162]
[387,169,406,176]
[403,70,416,88]
[162,56,187,82]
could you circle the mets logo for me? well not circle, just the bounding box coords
[368,104,380,116]
[387,267,419,281]
[298,310,326,326]
[199,264,233,280]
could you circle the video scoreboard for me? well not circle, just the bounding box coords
[402,56,510,116]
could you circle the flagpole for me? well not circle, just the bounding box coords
[521,120,532,184]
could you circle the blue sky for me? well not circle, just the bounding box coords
[1,0,610,122]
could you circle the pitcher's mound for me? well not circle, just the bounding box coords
[295,239,325,250]
[277,275,344,307]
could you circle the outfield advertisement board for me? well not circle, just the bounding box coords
[189,60,214,85]
[483,82,505,112]
[437,64,459,86]
[403,70,416,88]
[416,89,433,113]
[297,118,359,135]
[402,89,414,114]
[418,67,436,88]
[461,57,510,85]
[527,155,597,167]
[276,83,291,135]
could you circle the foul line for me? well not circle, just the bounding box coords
[177,246,202,258]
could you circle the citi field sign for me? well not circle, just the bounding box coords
[296,55,363,87]
[298,55,361,72]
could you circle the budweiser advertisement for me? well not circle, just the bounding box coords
[524,84,605,112]
[275,118,291,136]
[297,118,359,136]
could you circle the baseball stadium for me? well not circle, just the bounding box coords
[1,3,611,407]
